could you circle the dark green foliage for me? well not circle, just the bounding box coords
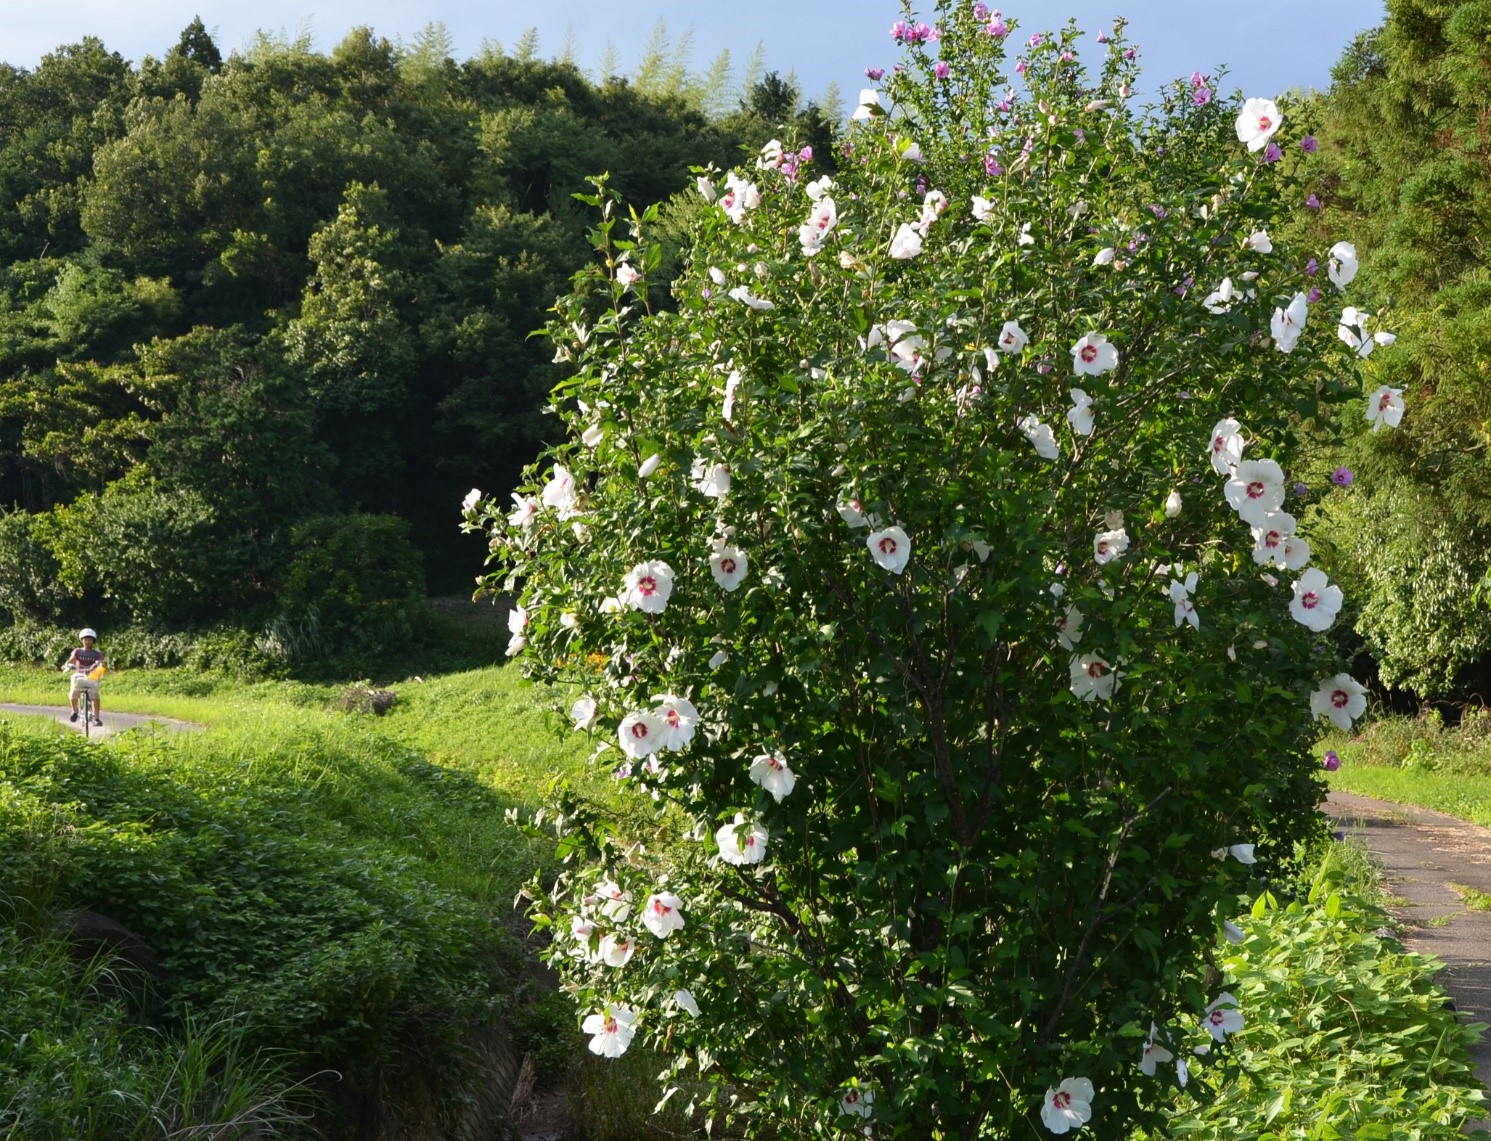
[37,469,221,624]
[1312,0,1491,697]
[275,513,427,659]
[0,39,132,260]
[0,511,67,619]
[0,25,820,643]
[0,617,276,674]
[0,927,317,1138]
[0,720,528,1136]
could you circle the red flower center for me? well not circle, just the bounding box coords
[720,558,736,574]
[1087,662,1105,679]
[1301,591,1318,609]
[637,576,656,596]
[1265,531,1281,548]
[665,710,681,727]
[653,900,670,915]
[1053,1092,1071,1109]
[604,1017,618,1033]
[879,538,898,555]
[630,723,650,740]
[1332,689,1349,708]
[1379,394,1392,411]
[1247,480,1265,499]
[1081,344,1098,362]
[1097,541,1110,555]
[1258,115,1272,131]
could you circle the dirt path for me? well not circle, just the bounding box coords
[1325,791,1491,1129]
[0,703,200,740]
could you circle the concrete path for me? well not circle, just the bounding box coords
[1325,791,1491,1131]
[0,703,199,740]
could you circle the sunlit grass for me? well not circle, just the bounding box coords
[1322,708,1491,829]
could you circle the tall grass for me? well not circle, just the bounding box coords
[0,924,320,1139]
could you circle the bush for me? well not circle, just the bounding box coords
[1316,479,1491,697]
[1164,842,1490,1138]
[0,510,69,621]
[36,467,222,625]
[0,617,278,675]
[477,7,1392,1137]
[275,513,427,660]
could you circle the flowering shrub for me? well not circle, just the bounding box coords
[473,5,1396,1135]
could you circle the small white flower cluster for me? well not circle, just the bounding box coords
[1207,417,1367,733]
[574,873,700,1057]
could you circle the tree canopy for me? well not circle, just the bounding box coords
[1309,0,1491,698]
[0,18,836,658]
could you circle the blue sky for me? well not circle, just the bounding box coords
[4,2,1384,107]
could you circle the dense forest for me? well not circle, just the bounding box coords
[0,18,833,664]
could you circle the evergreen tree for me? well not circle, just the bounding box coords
[1313,0,1491,696]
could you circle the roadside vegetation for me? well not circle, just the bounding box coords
[1325,708,1491,829]
[7,664,1484,1138]
[1161,840,1487,1138]
[0,605,608,1138]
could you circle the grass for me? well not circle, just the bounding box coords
[0,658,601,813]
[0,661,610,909]
[1323,706,1491,829]
[1448,883,1491,912]
[0,643,676,1139]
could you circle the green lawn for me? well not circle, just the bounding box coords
[1323,709,1491,829]
[0,659,599,811]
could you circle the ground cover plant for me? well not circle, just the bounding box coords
[475,2,1412,1136]
[0,921,318,1139]
[1160,841,1489,1139]
[0,661,594,1138]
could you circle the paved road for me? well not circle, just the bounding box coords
[1325,791,1491,1131]
[0,703,199,740]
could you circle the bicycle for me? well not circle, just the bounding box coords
[63,662,106,738]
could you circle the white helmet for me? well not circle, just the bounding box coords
[79,628,98,640]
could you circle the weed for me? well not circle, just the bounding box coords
[1447,883,1491,912]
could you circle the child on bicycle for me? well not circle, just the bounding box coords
[63,627,106,725]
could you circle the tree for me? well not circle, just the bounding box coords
[282,182,418,511]
[1310,1,1491,696]
[0,38,132,259]
[479,8,1381,1137]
